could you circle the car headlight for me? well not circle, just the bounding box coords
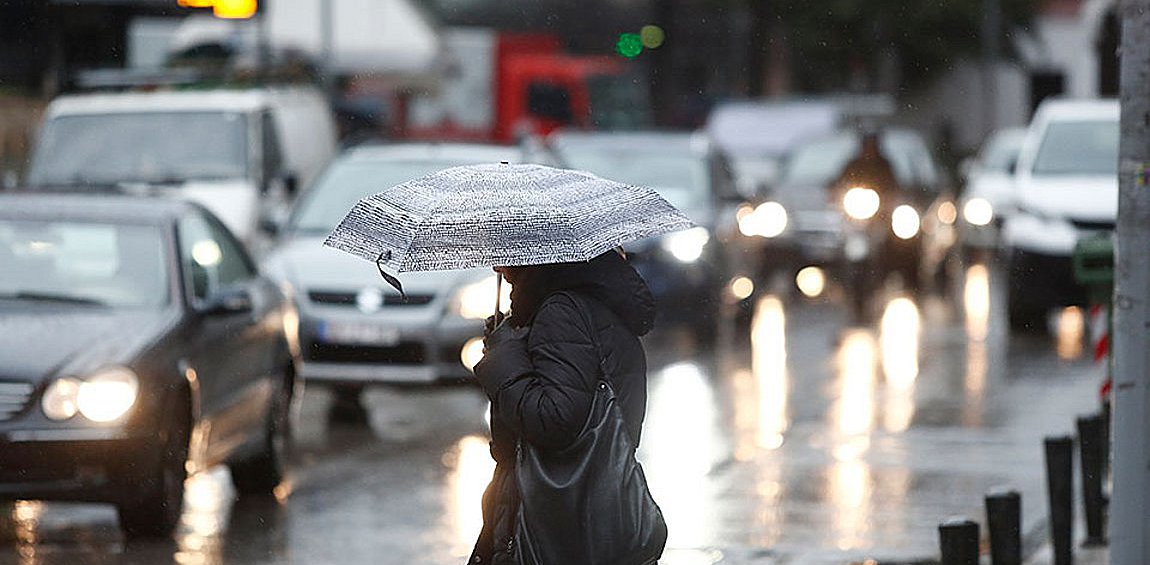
[963,198,994,227]
[41,378,82,420]
[42,367,139,422]
[739,201,788,238]
[452,275,512,320]
[891,205,921,239]
[843,187,880,220]
[662,227,710,263]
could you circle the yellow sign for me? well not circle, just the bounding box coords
[176,0,257,19]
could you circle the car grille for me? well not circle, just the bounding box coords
[0,381,34,421]
[1070,219,1115,232]
[308,342,427,364]
[308,291,434,307]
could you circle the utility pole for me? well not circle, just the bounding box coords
[1110,0,1150,563]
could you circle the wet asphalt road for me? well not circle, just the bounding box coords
[0,261,1103,565]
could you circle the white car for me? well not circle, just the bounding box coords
[1002,99,1118,331]
[261,143,542,414]
[958,127,1027,251]
[25,87,337,247]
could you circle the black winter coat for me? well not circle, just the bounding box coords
[468,250,656,565]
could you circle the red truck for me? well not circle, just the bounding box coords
[405,28,648,143]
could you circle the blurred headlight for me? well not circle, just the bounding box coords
[739,201,788,238]
[42,378,81,420]
[43,368,139,422]
[795,266,826,298]
[461,337,485,372]
[452,275,512,320]
[843,187,880,220]
[77,367,139,423]
[891,205,921,239]
[662,227,710,263]
[963,198,994,227]
[937,201,958,225]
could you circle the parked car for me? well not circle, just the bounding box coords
[958,127,1027,252]
[0,193,298,537]
[23,86,338,247]
[750,127,956,302]
[261,143,540,410]
[546,130,740,340]
[1003,99,1119,331]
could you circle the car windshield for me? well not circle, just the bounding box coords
[554,146,710,216]
[777,133,930,189]
[26,111,249,186]
[289,159,483,235]
[0,219,168,308]
[1031,120,1118,176]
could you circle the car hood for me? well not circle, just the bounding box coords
[1017,174,1117,221]
[964,173,1017,208]
[0,304,176,384]
[263,236,487,297]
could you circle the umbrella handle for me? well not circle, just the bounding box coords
[494,272,505,326]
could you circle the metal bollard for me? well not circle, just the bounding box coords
[985,488,1022,565]
[939,517,980,565]
[1077,414,1108,546]
[1045,435,1075,565]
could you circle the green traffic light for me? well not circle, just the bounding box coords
[616,33,643,59]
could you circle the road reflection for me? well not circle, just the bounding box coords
[446,435,494,558]
[964,265,991,427]
[880,297,920,433]
[750,296,789,452]
[643,362,721,548]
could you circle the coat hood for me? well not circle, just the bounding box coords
[507,250,656,335]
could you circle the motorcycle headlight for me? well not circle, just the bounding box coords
[662,227,710,263]
[42,367,139,423]
[963,198,994,227]
[452,275,512,320]
[891,205,921,239]
[739,202,788,238]
[843,187,880,220]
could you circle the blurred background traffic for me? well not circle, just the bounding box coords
[0,0,1122,563]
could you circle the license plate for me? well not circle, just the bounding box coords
[318,321,401,346]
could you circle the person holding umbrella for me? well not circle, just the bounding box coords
[325,163,688,564]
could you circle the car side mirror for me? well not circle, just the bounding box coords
[203,286,253,316]
[259,216,282,237]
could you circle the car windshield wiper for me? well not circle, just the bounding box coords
[0,291,108,306]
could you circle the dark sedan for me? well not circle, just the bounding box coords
[547,130,741,341]
[0,194,299,537]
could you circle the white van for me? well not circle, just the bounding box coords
[1002,98,1119,331]
[24,87,338,246]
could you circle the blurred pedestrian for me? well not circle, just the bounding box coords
[469,248,667,565]
[834,129,901,198]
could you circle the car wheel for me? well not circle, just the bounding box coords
[117,397,190,538]
[230,370,292,496]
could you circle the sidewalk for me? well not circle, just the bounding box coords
[1025,543,1108,565]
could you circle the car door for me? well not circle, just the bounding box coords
[178,211,278,465]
